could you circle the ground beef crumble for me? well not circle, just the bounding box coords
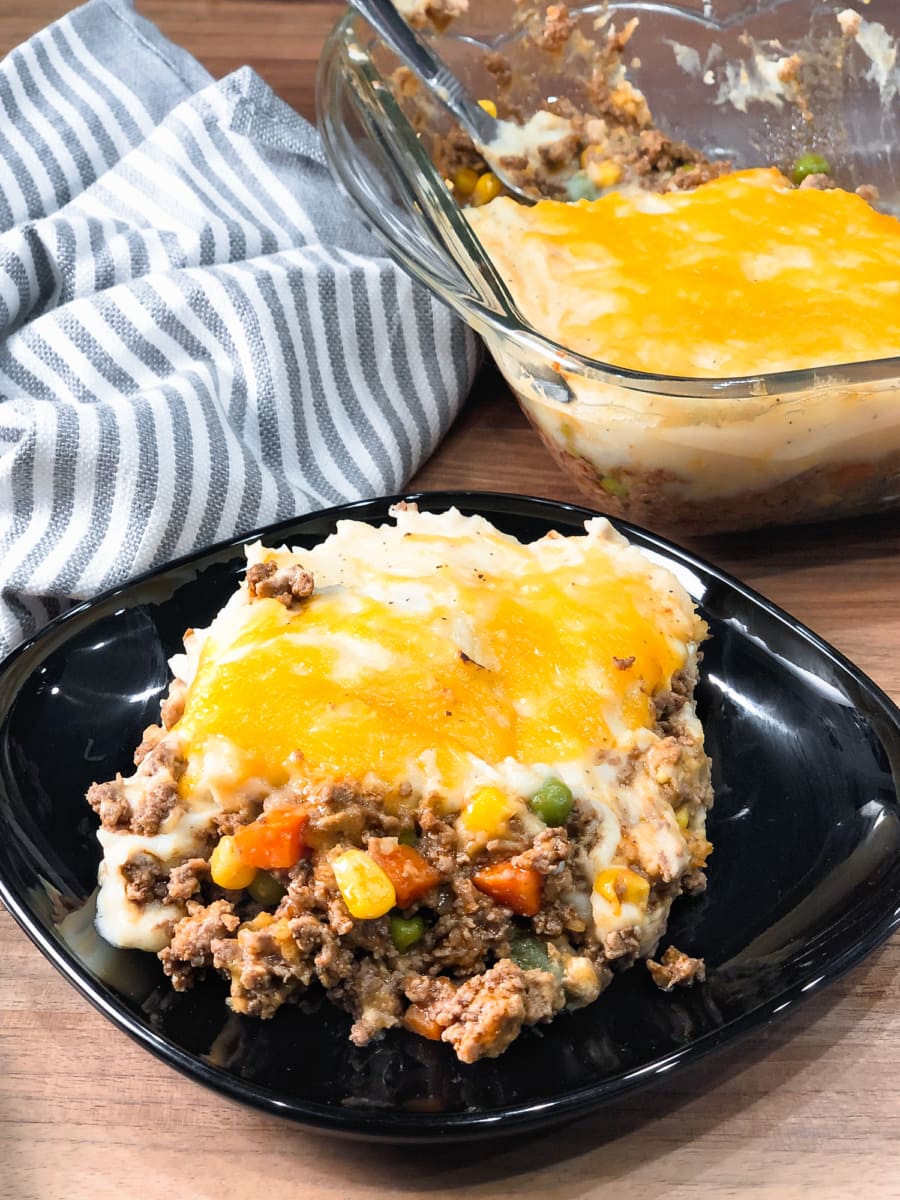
[212,916,310,1017]
[88,732,188,837]
[94,760,712,1063]
[396,0,468,32]
[603,927,641,964]
[120,852,168,904]
[165,858,210,903]
[246,560,314,607]
[159,899,240,989]
[537,4,575,52]
[85,778,130,831]
[647,945,706,991]
[404,959,564,1063]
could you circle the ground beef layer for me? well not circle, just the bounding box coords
[87,684,710,1062]
[540,434,900,536]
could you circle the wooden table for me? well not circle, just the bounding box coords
[3,4,900,1197]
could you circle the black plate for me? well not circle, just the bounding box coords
[2,492,900,1142]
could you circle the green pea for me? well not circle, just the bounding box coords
[508,934,552,973]
[791,152,831,185]
[390,913,425,952]
[248,871,286,907]
[566,172,598,202]
[528,778,574,826]
[600,474,628,497]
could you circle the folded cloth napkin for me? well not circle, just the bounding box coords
[0,0,479,660]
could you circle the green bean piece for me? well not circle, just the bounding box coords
[397,828,418,847]
[390,913,425,952]
[248,870,286,907]
[791,153,831,185]
[508,934,552,973]
[528,778,575,826]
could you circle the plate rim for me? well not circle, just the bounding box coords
[2,489,900,1141]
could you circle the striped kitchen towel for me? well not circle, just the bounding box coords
[0,0,479,660]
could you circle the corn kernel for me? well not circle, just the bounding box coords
[586,159,622,189]
[332,847,396,919]
[675,806,690,830]
[209,835,257,891]
[452,167,479,197]
[477,98,497,118]
[471,172,503,207]
[594,866,650,915]
[459,785,517,837]
[579,143,604,169]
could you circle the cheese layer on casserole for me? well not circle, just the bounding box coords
[176,508,698,797]
[467,168,900,376]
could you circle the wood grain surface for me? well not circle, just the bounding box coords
[3,4,900,1198]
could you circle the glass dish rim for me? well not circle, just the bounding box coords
[316,5,900,403]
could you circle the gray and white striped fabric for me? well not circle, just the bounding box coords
[0,0,479,660]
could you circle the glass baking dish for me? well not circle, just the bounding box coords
[317,1,900,534]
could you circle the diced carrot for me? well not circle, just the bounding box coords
[233,807,308,869]
[403,1004,444,1042]
[472,860,542,917]
[368,842,442,908]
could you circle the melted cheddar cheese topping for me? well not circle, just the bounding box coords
[467,168,900,376]
[175,510,697,797]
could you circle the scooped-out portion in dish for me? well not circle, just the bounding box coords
[85,505,712,1063]
[392,3,732,207]
[391,2,880,209]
